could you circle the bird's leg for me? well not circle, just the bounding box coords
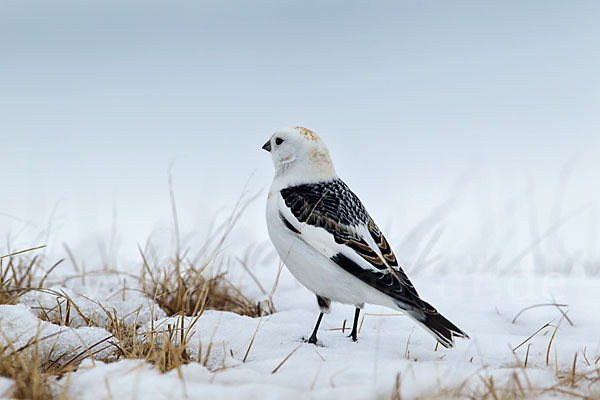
[307,312,324,344]
[304,295,330,344]
[349,307,361,342]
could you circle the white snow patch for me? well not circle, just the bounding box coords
[0,304,116,366]
[0,376,14,398]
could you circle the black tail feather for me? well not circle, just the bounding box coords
[406,303,469,348]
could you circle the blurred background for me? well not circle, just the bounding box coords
[1,0,599,276]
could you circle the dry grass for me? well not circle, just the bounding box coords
[0,312,111,399]
[93,305,200,373]
[0,312,195,399]
[467,364,600,400]
[0,341,53,399]
[0,251,97,399]
[0,247,60,305]
[139,250,263,318]
[137,182,265,318]
[0,248,55,399]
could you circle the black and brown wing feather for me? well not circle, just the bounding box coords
[280,179,430,313]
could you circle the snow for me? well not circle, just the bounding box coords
[3,266,596,399]
[0,304,116,368]
[0,377,13,399]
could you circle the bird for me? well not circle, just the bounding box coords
[262,126,469,348]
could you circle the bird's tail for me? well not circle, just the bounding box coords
[405,302,469,349]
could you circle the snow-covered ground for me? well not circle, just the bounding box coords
[1,253,598,399]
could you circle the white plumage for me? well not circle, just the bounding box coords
[263,126,468,348]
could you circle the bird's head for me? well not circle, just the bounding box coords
[262,126,337,184]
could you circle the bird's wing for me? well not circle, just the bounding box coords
[278,178,435,314]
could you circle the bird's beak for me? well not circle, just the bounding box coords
[262,140,272,152]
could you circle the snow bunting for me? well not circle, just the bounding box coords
[262,126,469,348]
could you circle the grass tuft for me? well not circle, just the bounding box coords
[139,251,263,318]
[1,247,59,305]
[0,341,53,399]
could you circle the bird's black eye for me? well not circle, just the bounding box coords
[275,137,284,145]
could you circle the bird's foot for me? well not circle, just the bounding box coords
[302,335,322,346]
[348,331,358,342]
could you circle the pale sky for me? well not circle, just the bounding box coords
[1,1,599,272]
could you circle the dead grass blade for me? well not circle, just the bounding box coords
[546,313,567,366]
[271,344,302,374]
[513,320,553,352]
[512,303,569,324]
[0,245,46,260]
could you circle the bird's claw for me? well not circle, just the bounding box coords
[302,336,322,346]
